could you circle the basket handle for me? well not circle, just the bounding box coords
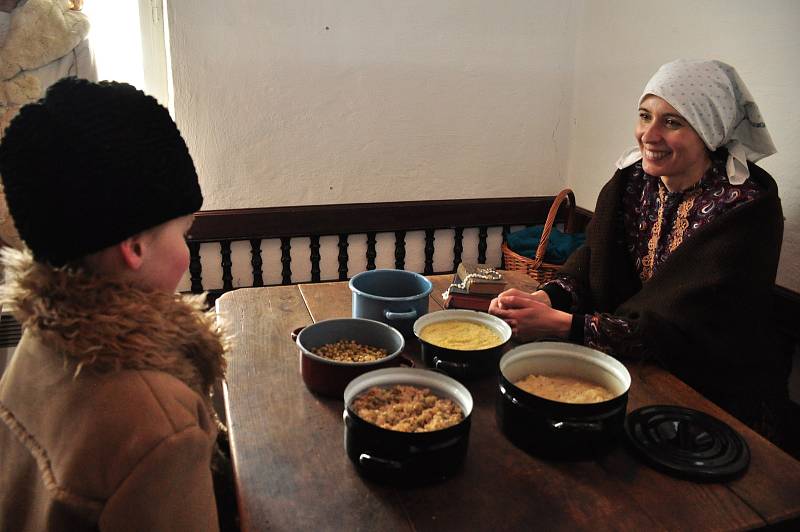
[533,189,576,265]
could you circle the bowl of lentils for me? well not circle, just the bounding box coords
[294,318,411,397]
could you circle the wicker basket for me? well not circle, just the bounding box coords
[501,188,576,284]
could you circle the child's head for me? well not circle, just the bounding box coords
[0,77,202,291]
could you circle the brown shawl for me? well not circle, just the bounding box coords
[561,161,789,427]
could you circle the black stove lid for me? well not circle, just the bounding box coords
[624,405,750,482]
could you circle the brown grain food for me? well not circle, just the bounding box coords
[311,340,388,363]
[514,374,615,404]
[351,384,463,432]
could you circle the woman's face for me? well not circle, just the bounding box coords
[636,95,710,185]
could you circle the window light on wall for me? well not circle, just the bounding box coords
[82,0,169,107]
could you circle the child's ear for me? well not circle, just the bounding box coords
[118,235,146,270]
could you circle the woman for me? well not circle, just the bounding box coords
[490,59,796,454]
[0,0,96,248]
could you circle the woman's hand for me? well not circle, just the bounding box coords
[489,289,571,342]
[490,288,552,310]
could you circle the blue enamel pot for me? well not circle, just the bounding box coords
[349,269,433,338]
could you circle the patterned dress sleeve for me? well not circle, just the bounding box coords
[539,276,581,313]
[582,313,645,358]
[539,243,592,313]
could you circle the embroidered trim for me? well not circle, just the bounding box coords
[0,400,104,515]
[640,185,702,282]
[668,188,701,252]
[641,186,667,282]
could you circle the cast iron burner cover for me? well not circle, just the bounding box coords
[624,405,750,482]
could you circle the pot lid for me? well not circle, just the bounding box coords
[624,405,749,482]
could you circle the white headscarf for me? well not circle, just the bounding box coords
[616,59,777,185]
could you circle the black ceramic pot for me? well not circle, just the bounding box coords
[497,341,631,460]
[413,309,511,380]
[343,368,473,485]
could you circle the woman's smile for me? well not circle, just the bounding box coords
[642,148,670,161]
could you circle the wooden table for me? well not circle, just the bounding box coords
[216,272,800,531]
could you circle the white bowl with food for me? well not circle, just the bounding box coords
[342,367,473,484]
[496,341,631,459]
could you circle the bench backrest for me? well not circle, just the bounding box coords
[185,195,591,300]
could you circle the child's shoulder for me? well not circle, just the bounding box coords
[83,368,216,439]
[2,336,216,497]
[6,333,216,440]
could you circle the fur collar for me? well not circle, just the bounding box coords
[0,248,228,413]
[0,0,89,108]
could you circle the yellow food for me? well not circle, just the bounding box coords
[420,320,502,351]
[514,374,615,404]
[351,385,463,432]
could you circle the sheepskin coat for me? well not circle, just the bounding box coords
[0,0,94,132]
[0,0,95,249]
[0,249,227,532]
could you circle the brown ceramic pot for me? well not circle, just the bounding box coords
[293,318,412,398]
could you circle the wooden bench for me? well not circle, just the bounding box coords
[185,195,590,302]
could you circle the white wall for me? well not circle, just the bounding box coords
[567,0,800,290]
[166,0,800,291]
[167,0,577,208]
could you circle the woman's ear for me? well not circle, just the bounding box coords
[118,234,146,270]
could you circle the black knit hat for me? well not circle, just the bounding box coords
[0,78,203,266]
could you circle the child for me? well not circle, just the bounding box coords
[0,78,227,531]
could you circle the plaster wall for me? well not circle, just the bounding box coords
[167,0,577,209]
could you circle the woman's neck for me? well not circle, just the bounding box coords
[661,159,712,193]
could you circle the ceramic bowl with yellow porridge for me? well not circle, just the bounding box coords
[412,309,511,379]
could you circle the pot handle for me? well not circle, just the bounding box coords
[546,419,604,433]
[290,326,305,341]
[432,356,469,376]
[500,386,609,434]
[384,309,417,321]
[392,355,415,368]
[358,453,404,472]
[342,411,406,472]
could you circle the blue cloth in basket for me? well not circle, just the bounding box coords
[506,226,585,264]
